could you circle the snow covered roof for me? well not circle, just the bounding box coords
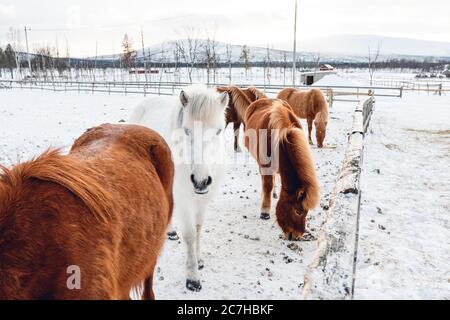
[313,74,362,87]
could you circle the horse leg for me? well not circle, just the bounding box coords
[234,121,242,152]
[182,214,202,292]
[195,210,206,270]
[307,117,314,145]
[273,175,278,199]
[260,174,274,220]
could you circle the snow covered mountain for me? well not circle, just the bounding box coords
[272,35,450,58]
[97,35,450,63]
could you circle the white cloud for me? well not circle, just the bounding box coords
[0,0,449,56]
[0,3,15,17]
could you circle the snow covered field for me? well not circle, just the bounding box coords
[0,89,354,299]
[1,85,448,300]
[354,92,450,299]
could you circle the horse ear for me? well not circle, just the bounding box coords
[296,189,306,202]
[180,90,189,107]
[219,91,229,107]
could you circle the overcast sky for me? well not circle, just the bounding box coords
[0,0,449,57]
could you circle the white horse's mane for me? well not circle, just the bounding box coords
[174,85,226,129]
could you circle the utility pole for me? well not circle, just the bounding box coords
[24,26,32,77]
[292,0,298,86]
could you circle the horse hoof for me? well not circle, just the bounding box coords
[273,192,278,199]
[186,279,202,292]
[235,147,242,153]
[167,231,179,241]
[198,259,205,270]
[260,213,270,220]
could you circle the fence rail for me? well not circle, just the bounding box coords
[302,97,375,300]
[0,79,404,100]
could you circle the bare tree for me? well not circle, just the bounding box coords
[240,45,250,79]
[203,37,213,85]
[176,26,200,84]
[122,34,135,71]
[264,45,272,86]
[313,52,321,74]
[7,27,22,78]
[368,43,382,85]
[226,44,233,84]
[141,28,148,83]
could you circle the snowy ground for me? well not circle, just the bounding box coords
[354,92,450,299]
[0,89,354,299]
[2,86,447,300]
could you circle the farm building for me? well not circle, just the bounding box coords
[300,69,337,85]
[443,69,450,78]
[320,64,335,71]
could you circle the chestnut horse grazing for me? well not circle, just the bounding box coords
[217,86,267,152]
[244,99,320,240]
[277,88,329,148]
[0,124,174,300]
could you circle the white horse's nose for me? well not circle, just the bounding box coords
[190,174,212,194]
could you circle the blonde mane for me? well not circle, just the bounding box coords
[0,149,114,223]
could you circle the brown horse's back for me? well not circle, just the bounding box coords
[277,88,327,120]
[244,98,300,167]
[0,124,174,300]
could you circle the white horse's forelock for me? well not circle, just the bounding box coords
[174,85,226,129]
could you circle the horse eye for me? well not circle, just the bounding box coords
[216,129,222,136]
[184,128,191,136]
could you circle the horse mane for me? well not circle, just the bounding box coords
[218,86,253,121]
[0,149,114,223]
[268,100,319,209]
[175,85,227,129]
[245,86,267,100]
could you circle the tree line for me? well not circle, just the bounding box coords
[1,39,449,81]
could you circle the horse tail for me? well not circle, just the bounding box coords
[0,149,113,223]
[311,89,329,122]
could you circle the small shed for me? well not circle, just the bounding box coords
[300,70,337,85]
[319,64,335,71]
[443,69,450,78]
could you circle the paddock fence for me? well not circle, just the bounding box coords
[301,96,374,300]
[0,79,403,103]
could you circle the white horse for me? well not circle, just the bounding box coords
[129,85,229,292]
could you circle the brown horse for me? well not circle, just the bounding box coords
[277,88,329,148]
[217,86,267,152]
[0,124,174,300]
[244,98,320,240]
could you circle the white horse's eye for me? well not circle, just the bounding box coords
[216,129,222,136]
[184,128,192,136]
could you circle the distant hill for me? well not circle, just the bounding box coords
[271,34,450,58]
[96,36,450,64]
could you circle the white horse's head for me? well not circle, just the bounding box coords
[172,85,229,195]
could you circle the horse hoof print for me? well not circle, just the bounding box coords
[260,213,271,220]
[186,280,202,292]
